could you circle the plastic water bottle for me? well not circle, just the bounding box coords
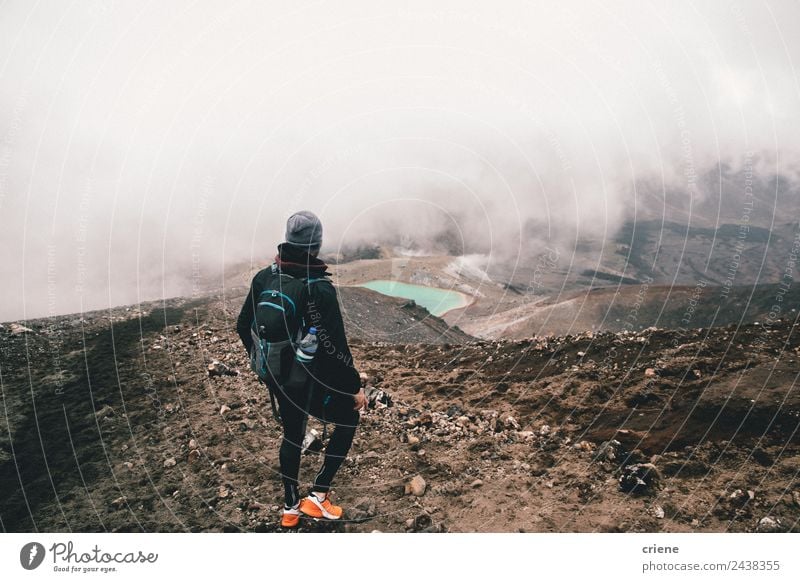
[286,327,318,388]
[296,327,318,361]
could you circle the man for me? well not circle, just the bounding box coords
[236,210,367,528]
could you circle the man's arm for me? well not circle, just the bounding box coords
[236,274,262,355]
[307,282,361,395]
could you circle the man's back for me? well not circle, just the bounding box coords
[235,242,361,396]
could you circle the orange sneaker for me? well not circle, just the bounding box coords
[280,504,301,528]
[299,492,343,520]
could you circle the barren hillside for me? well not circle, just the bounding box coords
[1,289,797,533]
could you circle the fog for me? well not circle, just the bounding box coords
[1,0,799,321]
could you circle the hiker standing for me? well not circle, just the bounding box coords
[236,210,367,527]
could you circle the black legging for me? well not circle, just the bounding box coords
[275,379,359,507]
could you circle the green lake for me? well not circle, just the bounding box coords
[358,280,470,316]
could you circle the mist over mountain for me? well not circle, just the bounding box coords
[2,1,800,321]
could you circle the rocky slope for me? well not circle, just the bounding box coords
[0,291,798,533]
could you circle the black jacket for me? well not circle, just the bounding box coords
[236,243,361,395]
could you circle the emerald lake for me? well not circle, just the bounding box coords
[358,280,470,316]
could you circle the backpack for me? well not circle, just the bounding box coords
[248,263,328,418]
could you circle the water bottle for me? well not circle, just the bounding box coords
[286,327,318,388]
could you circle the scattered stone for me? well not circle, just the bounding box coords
[445,404,463,418]
[218,486,230,499]
[9,323,34,335]
[470,479,484,488]
[163,457,177,468]
[714,488,755,519]
[348,499,377,522]
[365,386,392,409]
[594,440,627,464]
[208,361,238,378]
[189,439,198,450]
[406,434,421,451]
[729,489,756,507]
[248,501,267,511]
[407,513,432,532]
[651,505,665,519]
[756,516,784,533]
[644,368,656,377]
[405,475,427,497]
[538,424,551,436]
[95,405,115,419]
[219,405,231,416]
[188,450,201,464]
[110,496,127,509]
[619,463,661,495]
[503,416,520,431]
[302,429,323,455]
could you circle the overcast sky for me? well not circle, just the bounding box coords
[1,0,799,320]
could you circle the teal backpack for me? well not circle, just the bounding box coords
[248,263,328,418]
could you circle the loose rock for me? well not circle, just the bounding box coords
[619,463,661,495]
[405,475,427,497]
[756,516,784,533]
[95,405,115,419]
[9,323,34,335]
[208,361,238,378]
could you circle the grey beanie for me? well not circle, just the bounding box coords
[285,210,323,249]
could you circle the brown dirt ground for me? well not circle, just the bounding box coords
[1,292,798,533]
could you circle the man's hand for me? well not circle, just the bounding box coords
[353,388,367,411]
